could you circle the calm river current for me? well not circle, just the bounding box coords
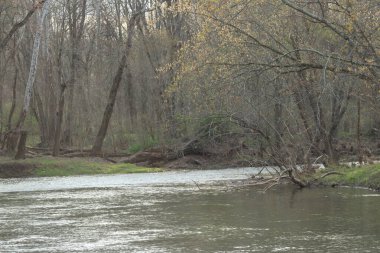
[1,168,380,252]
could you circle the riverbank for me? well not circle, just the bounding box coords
[0,156,163,178]
[319,163,380,191]
[1,154,380,192]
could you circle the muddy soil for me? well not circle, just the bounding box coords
[0,163,36,178]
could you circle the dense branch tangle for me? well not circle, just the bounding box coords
[172,0,379,172]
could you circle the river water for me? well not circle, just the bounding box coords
[1,168,380,252]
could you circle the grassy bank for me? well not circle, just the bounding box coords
[319,163,380,190]
[0,156,163,178]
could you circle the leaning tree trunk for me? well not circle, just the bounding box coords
[15,0,51,131]
[91,16,137,154]
[11,0,51,158]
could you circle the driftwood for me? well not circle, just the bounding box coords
[61,152,91,158]
[120,151,165,164]
[26,150,39,156]
[103,157,118,163]
[26,146,50,151]
[231,168,346,192]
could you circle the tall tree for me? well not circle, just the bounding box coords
[15,0,52,130]
[64,0,87,146]
[53,3,68,156]
[11,0,52,158]
[91,14,139,154]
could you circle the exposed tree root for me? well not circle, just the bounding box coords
[319,171,343,179]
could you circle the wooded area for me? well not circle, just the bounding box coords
[0,0,378,181]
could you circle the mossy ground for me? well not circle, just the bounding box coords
[0,156,163,178]
[318,163,380,190]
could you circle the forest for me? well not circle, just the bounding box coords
[1,1,380,251]
[0,0,379,182]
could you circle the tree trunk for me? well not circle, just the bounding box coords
[15,131,27,160]
[5,131,19,152]
[7,69,18,131]
[0,75,3,136]
[53,84,66,156]
[33,87,49,146]
[273,81,283,150]
[92,54,127,154]
[326,87,351,163]
[64,0,87,146]
[51,8,67,156]
[292,89,313,142]
[125,62,136,127]
[15,0,51,131]
[357,97,362,163]
[64,51,77,146]
[92,16,137,154]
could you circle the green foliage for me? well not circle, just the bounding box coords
[127,143,144,154]
[320,164,380,190]
[127,135,159,154]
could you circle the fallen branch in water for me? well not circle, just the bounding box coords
[192,180,202,190]
[230,177,282,190]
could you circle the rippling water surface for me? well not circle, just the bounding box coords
[1,168,380,252]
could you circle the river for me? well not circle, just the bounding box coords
[1,168,380,252]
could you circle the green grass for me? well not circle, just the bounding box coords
[319,163,380,190]
[0,156,163,178]
[127,136,159,154]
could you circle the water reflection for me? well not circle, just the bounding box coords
[0,172,380,252]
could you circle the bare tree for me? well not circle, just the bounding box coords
[0,0,46,53]
[11,0,52,158]
[15,0,51,131]
[92,13,140,154]
[64,0,87,146]
[53,3,68,156]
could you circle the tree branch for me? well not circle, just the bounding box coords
[0,0,46,52]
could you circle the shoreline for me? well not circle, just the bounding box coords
[317,163,380,191]
[0,156,163,178]
[1,155,380,193]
